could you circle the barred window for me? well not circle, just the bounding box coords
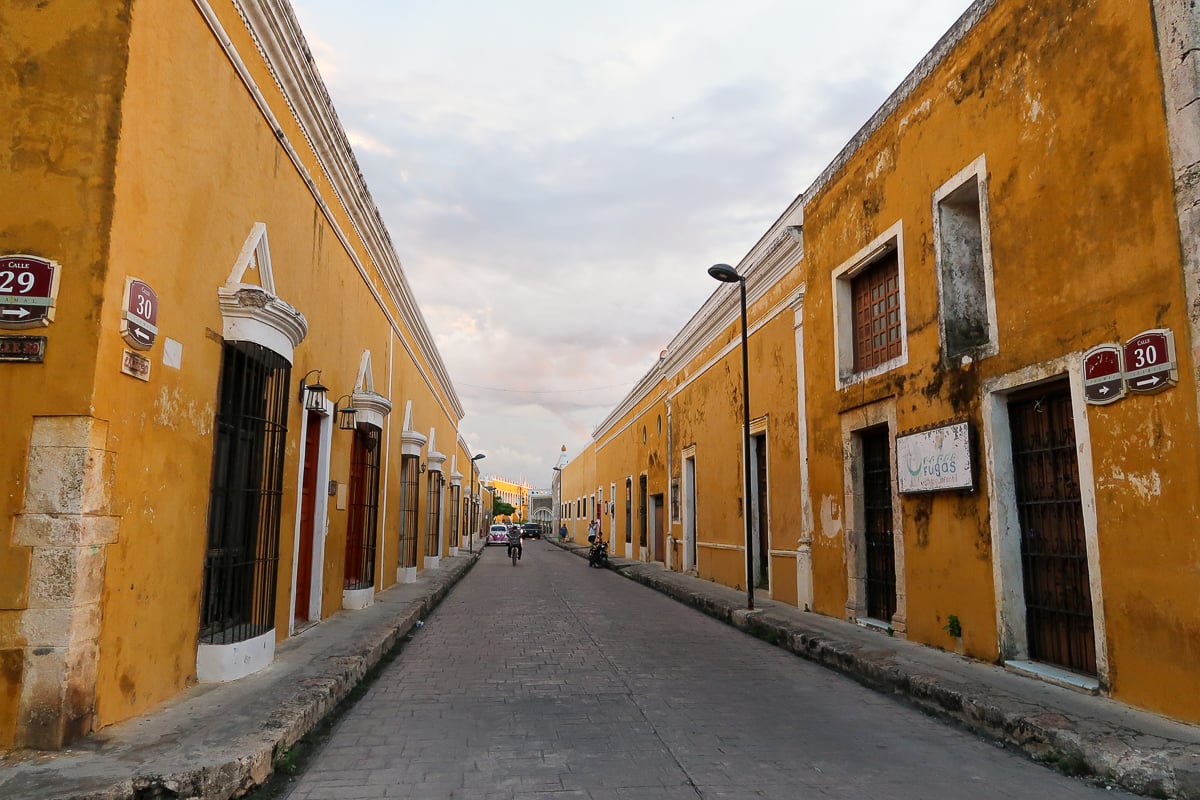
[200,342,290,645]
[425,471,444,559]
[343,427,381,590]
[448,484,461,548]
[398,455,420,568]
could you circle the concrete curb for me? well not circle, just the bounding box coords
[547,539,1200,799]
[0,553,480,800]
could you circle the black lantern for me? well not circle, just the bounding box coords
[333,394,358,431]
[299,369,329,412]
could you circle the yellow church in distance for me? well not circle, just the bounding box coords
[483,477,534,522]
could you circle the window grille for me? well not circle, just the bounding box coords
[343,427,381,590]
[200,341,290,645]
[852,251,902,372]
[448,484,461,548]
[398,455,419,568]
[625,478,633,543]
[670,480,680,522]
[425,471,444,559]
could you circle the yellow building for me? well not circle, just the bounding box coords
[484,476,533,522]
[1,0,478,749]
[561,0,1200,724]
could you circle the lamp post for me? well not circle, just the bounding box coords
[469,453,486,552]
[709,263,755,611]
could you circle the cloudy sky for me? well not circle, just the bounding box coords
[291,0,974,488]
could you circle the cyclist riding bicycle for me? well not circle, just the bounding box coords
[506,525,523,561]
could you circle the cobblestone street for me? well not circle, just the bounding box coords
[274,540,1129,800]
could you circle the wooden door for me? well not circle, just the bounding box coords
[294,412,320,623]
[1009,384,1096,675]
[862,427,896,623]
[652,494,665,563]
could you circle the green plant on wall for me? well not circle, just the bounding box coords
[943,614,962,638]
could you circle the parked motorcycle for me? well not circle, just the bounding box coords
[587,538,609,568]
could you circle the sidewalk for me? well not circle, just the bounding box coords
[554,538,1200,799]
[0,551,479,800]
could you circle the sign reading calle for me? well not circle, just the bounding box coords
[1123,328,1176,394]
[121,278,159,350]
[0,254,60,329]
[897,422,973,494]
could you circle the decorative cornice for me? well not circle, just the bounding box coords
[351,389,392,431]
[217,286,308,362]
[216,0,464,421]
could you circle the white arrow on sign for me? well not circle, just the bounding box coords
[1,307,31,318]
[1136,376,1163,388]
[134,328,150,341]
[1098,386,1110,395]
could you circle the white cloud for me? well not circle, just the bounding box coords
[292,0,975,485]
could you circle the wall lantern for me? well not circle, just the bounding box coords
[333,394,358,431]
[299,369,329,412]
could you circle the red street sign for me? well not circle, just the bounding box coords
[121,278,158,350]
[1082,343,1124,405]
[1123,328,1177,394]
[0,254,59,329]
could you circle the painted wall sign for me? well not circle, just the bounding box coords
[897,421,973,493]
[1123,328,1177,394]
[0,254,61,329]
[121,349,151,381]
[121,278,159,350]
[1083,343,1125,404]
[0,335,47,363]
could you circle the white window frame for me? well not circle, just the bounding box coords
[933,154,999,366]
[832,220,908,389]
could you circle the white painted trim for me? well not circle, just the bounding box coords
[397,565,417,584]
[288,401,333,635]
[982,356,1108,685]
[840,399,906,635]
[832,220,909,390]
[749,424,771,595]
[932,153,999,365]
[681,447,698,573]
[424,555,441,570]
[197,628,275,683]
[791,284,814,611]
[192,0,464,421]
[342,586,374,611]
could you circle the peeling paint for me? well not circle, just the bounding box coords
[819,495,842,540]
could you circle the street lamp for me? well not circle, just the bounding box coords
[709,263,755,611]
[469,453,486,552]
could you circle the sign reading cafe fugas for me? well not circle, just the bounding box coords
[896,422,973,494]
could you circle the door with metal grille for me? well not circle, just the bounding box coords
[862,427,896,623]
[753,433,769,589]
[343,427,380,590]
[1009,384,1096,675]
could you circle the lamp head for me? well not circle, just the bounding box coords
[708,263,742,283]
[472,453,486,461]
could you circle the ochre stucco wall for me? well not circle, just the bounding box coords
[801,0,1200,718]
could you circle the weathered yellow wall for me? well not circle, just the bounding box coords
[801,0,1199,718]
[0,1,132,745]
[0,0,467,739]
[594,379,669,560]
[558,444,596,542]
[664,281,802,600]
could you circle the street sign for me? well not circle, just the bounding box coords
[0,254,60,329]
[1123,328,1177,394]
[0,335,47,363]
[120,278,158,350]
[1083,343,1125,405]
